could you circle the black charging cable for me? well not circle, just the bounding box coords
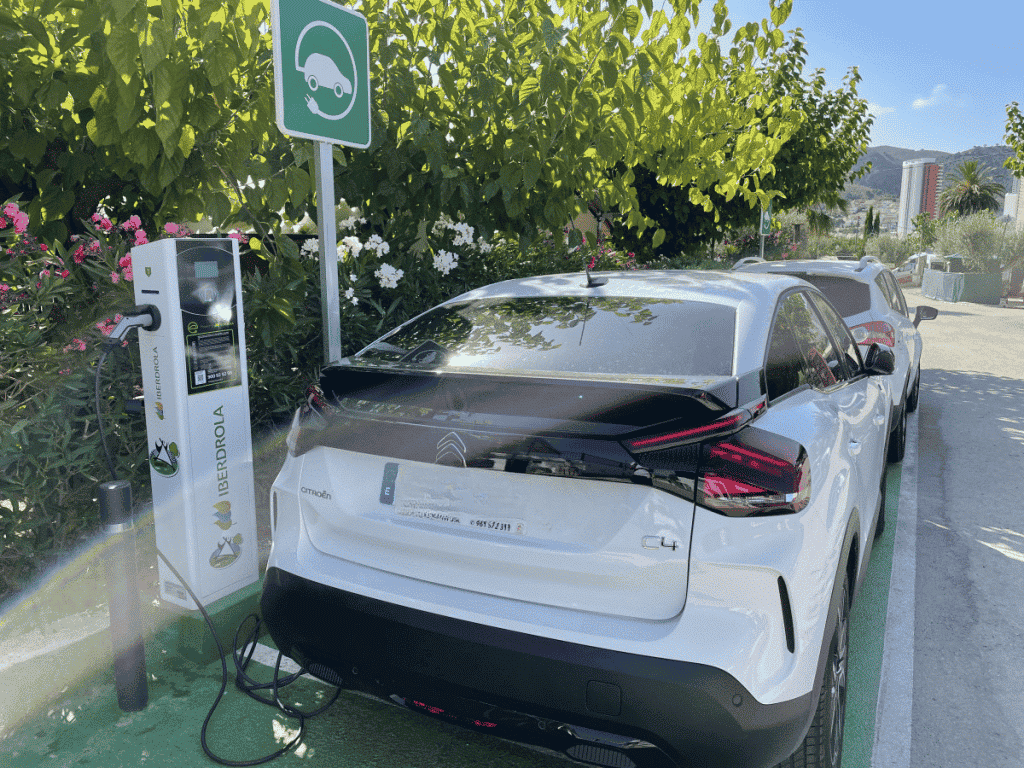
[93,305,341,765]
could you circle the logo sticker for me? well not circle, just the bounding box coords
[213,500,233,530]
[149,438,180,477]
[210,534,243,569]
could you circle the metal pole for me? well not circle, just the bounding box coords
[99,480,148,712]
[314,141,342,365]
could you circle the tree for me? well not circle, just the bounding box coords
[334,0,805,251]
[938,160,1005,218]
[1005,101,1024,179]
[0,0,286,242]
[863,205,874,239]
[610,28,873,259]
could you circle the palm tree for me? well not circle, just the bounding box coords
[938,160,1005,217]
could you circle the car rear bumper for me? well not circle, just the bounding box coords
[261,567,814,768]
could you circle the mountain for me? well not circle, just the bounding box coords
[849,144,1016,199]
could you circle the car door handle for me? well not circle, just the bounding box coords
[873,415,886,427]
[849,439,862,455]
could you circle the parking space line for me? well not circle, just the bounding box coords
[871,410,919,768]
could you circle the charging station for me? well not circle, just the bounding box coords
[132,238,259,610]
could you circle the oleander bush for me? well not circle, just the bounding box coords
[0,202,651,602]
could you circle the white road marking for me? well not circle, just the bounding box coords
[871,410,919,768]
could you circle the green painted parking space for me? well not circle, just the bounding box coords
[1,465,905,768]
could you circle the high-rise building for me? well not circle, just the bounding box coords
[897,159,941,237]
[1006,175,1024,232]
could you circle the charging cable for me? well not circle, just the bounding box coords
[93,304,340,765]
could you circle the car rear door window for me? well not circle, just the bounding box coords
[807,292,862,374]
[794,275,871,318]
[882,271,909,315]
[765,292,850,401]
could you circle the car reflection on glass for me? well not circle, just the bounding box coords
[299,52,352,98]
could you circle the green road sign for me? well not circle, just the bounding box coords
[760,202,773,236]
[271,0,371,148]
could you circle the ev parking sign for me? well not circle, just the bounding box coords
[271,0,371,148]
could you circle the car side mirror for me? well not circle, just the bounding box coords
[913,305,938,327]
[864,343,895,376]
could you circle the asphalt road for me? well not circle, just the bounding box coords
[885,288,1024,767]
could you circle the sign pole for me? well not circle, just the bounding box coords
[314,141,341,364]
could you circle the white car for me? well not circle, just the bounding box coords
[892,252,945,287]
[736,256,937,461]
[261,270,895,768]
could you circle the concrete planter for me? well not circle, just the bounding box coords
[922,271,1002,305]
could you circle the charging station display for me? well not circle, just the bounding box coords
[133,238,258,609]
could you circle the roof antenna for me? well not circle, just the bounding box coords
[585,261,607,288]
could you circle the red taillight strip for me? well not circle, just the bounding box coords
[625,410,748,451]
[710,441,791,471]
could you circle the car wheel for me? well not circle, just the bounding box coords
[906,371,920,413]
[887,402,907,463]
[775,577,850,768]
[874,466,887,540]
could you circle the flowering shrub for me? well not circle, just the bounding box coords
[0,201,198,601]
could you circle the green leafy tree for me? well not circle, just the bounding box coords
[0,0,289,242]
[863,205,874,239]
[938,160,1005,218]
[611,29,873,260]
[1005,101,1024,179]
[911,211,937,248]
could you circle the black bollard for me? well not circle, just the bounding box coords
[99,480,149,711]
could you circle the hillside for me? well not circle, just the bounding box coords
[850,144,1015,198]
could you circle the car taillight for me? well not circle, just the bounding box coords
[622,408,751,453]
[697,429,810,517]
[850,321,895,347]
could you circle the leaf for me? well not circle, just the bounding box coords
[142,20,174,76]
[106,25,140,78]
[178,124,196,158]
[21,17,52,54]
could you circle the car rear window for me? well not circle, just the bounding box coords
[792,275,871,318]
[355,296,736,376]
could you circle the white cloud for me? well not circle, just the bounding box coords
[912,84,949,110]
[868,103,896,116]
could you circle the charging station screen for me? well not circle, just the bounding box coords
[194,261,219,280]
[177,242,242,395]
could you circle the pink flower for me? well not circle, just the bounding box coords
[228,232,247,242]
[118,253,132,269]
[122,215,142,232]
[122,266,133,282]
[0,216,7,228]
[59,368,71,375]
[40,269,51,277]
[40,244,47,251]
[0,284,9,293]
[110,270,120,284]
[13,211,29,234]
[73,245,85,263]
[164,222,180,235]
[60,269,69,278]
[3,203,18,217]
[134,229,148,245]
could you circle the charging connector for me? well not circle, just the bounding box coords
[103,304,161,348]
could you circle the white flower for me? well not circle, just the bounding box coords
[300,238,319,255]
[342,236,363,258]
[366,234,390,256]
[433,249,458,275]
[374,262,404,289]
[432,213,454,236]
[349,273,357,282]
[452,222,474,247]
[344,286,358,305]
[477,237,493,254]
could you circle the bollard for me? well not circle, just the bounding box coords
[99,480,149,711]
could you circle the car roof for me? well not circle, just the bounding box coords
[449,269,807,308]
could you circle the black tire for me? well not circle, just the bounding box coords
[775,578,850,768]
[887,402,907,463]
[874,466,887,540]
[906,370,920,413]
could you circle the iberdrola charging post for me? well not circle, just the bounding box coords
[132,238,259,613]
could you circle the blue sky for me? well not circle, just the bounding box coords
[702,0,1021,153]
